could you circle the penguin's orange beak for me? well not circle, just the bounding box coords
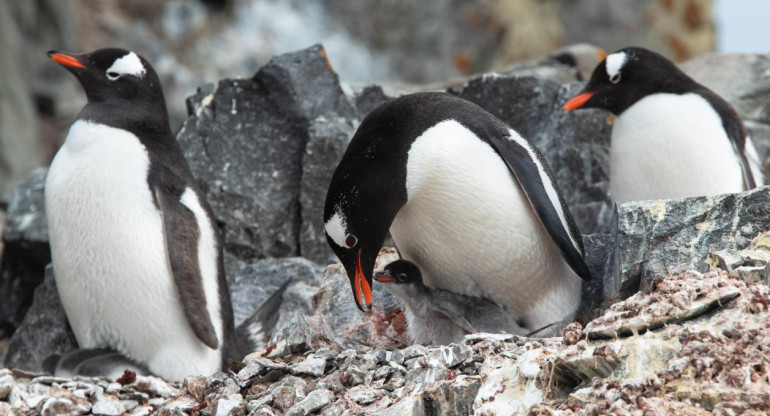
[354,250,373,310]
[563,92,595,111]
[47,51,86,69]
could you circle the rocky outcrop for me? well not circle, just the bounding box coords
[178,44,356,274]
[604,186,770,305]
[0,169,49,336]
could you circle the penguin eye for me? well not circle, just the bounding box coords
[107,71,121,81]
[610,73,621,84]
[398,273,408,283]
[345,234,357,248]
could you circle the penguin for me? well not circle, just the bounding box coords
[563,46,764,202]
[46,48,243,382]
[375,259,528,345]
[546,43,608,81]
[43,348,149,380]
[324,92,591,334]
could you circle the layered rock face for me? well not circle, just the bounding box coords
[2,43,770,414]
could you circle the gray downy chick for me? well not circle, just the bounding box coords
[375,259,538,345]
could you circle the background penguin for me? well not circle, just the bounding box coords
[375,259,529,345]
[46,48,245,382]
[324,92,591,335]
[564,46,764,202]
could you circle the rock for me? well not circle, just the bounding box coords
[178,44,354,277]
[4,265,75,372]
[710,231,770,285]
[452,76,613,234]
[604,186,770,304]
[285,389,334,416]
[290,354,328,377]
[0,168,50,332]
[230,257,323,328]
[299,115,357,264]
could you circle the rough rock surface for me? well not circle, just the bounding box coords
[605,185,770,304]
[3,265,74,372]
[4,267,769,415]
[0,168,49,335]
[178,44,355,276]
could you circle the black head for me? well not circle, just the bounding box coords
[374,259,424,286]
[563,47,697,115]
[47,48,166,109]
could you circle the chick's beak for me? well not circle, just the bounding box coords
[47,51,86,69]
[374,270,394,283]
[354,249,373,310]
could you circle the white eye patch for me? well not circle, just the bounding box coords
[106,52,146,80]
[605,51,627,81]
[325,209,350,248]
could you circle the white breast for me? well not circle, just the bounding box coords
[389,120,581,330]
[45,119,222,381]
[611,93,746,202]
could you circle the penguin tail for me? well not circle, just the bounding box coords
[236,278,293,352]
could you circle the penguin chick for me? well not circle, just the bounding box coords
[564,46,764,201]
[375,259,533,345]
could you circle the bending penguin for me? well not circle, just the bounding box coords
[324,92,591,334]
[46,48,243,381]
[564,46,764,201]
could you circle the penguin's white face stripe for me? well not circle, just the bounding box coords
[106,52,146,80]
[507,131,582,254]
[605,51,627,80]
[325,210,349,248]
[179,187,223,344]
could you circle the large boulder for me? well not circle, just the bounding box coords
[178,44,355,276]
[0,168,49,334]
[603,185,770,304]
[3,265,75,372]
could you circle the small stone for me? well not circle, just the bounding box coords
[246,394,273,413]
[345,385,380,405]
[91,387,138,416]
[290,354,328,377]
[214,393,243,416]
[424,343,473,368]
[285,389,334,416]
[272,385,305,412]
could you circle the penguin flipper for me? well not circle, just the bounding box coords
[152,176,219,350]
[433,308,477,334]
[486,131,592,281]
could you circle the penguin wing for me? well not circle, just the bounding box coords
[433,308,477,334]
[151,172,219,349]
[485,130,592,281]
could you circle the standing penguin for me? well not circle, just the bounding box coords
[46,48,242,381]
[324,92,591,334]
[564,46,764,201]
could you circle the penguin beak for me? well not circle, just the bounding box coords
[597,49,608,61]
[374,270,394,283]
[354,250,373,311]
[47,51,86,69]
[563,92,595,111]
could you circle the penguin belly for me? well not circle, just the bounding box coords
[610,93,745,201]
[389,121,581,330]
[45,120,222,381]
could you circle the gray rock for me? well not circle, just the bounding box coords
[604,186,770,304]
[452,76,613,234]
[299,116,357,264]
[578,233,612,324]
[290,354,328,377]
[178,44,354,277]
[230,257,323,327]
[285,389,334,416]
[0,168,50,331]
[4,264,75,372]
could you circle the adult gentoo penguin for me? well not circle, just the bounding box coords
[375,259,526,345]
[324,92,591,334]
[46,48,241,381]
[564,46,764,201]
